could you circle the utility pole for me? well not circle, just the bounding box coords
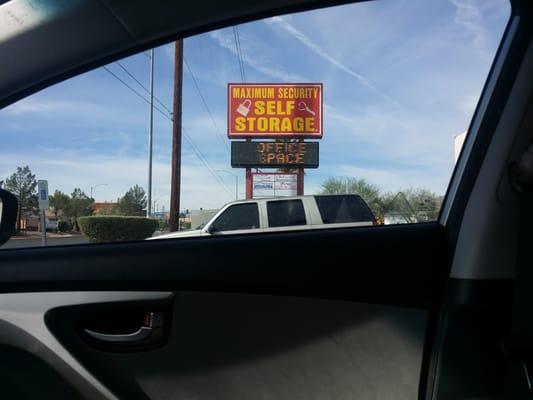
[169,39,183,232]
[147,49,155,218]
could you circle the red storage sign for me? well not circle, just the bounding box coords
[228,83,322,138]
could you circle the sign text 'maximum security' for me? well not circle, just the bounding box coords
[232,87,319,99]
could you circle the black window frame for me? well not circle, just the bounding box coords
[315,195,375,225]
[211,203,260,232]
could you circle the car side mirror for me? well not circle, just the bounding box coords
[206,224,218,234]
[0,188,18,246]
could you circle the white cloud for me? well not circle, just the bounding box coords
[264,16,397,105]
[306,162,449,195]
[117,131,134,158]
[1,93,148,131]
[0,151,237,211]
[461,93,480,115]
[448,0,487,55]
[209,29,305,82]
[2,98,100,116]
[337,164,445,193]
[325,102,454,164]
[163,43,174,63]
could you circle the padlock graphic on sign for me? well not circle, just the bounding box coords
[236,99,252,117]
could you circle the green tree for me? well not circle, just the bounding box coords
[319,177,442,222]
[115,185,147,216]
[4,166,38,231]
[49,190,71,218]
[320,177,347,195]
[377,188,441,223]
[402,188,441,221]
[69,188,94,231]
[376,191,416,223]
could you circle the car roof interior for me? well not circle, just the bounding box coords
[0,0,358,108]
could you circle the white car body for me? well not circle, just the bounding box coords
[46,220,59,231]
[149,194,375,240]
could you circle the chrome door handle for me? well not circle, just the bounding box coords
[84,312,164,344]
[84,325,153,343]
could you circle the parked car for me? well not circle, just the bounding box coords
[150,194,376,239]
[45,220,59,232]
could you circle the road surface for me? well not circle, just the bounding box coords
[1,235,89,250]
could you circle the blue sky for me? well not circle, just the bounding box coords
[0,0,510,211]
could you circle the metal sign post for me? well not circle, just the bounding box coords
[245,168,253,199]
[38,180,49,247]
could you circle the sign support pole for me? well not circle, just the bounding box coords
[297,168,304,196]
[297,138,304,195]
[40,208,47,247]
[245,137,253,199]
[38,179,49,247]
[246,168,252,199]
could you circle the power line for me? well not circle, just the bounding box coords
[231,27,243,81]
[184,57,229,151]
[232,27,245,82]
[103,65,170,120]
[234,26,247,82]
[102,66,152,107]
[102,65,233,198]
[115,60,173,115]
[113,57,232,183]
[182,129,234,198]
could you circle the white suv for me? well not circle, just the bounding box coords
[150,194,376,240]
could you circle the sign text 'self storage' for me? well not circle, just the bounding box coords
[228,83,322,138]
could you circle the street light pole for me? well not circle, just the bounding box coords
[147,48,155,218]
[152,193,166,216]
[216,170,238,200]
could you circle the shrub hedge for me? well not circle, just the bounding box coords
[78,216,158,243]
[58,220,73,232]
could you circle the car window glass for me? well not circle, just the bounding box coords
[212,203,259,231]
[316,195,375,224]
[267,200,306,227]
[0,0,510,249]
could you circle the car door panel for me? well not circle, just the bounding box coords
[0,223,445,399]
[43,292,427,400]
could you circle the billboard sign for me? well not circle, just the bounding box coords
[232,141,319,168]
[252,173,297,198]
[228,83,322,138]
